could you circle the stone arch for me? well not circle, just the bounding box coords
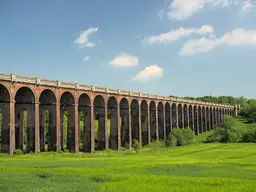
[172,103,177,128]
[178,104,183,128]
[184,104,188,128]
[158,102,164,140]
[14,86,36,153]
[150,101,157,141]
[189,105,193,131]
[141,100,148,145]
[78,93,91,152]
[39,89,57,152]
[120,98,129,147]
[165,102,171,138]
[131,99,139,143]
[93,95,106,150]
[108,96,118,150]
[0,84,10,153]
[193,106,198,135]
[60,91,75,152]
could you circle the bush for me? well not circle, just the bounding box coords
[147,140,166,150]
[132,139,141,154]
[168,128,195,146]
[241,129,256,142]
[205,128,222,143]
[205,116,240,143]
[13,149,24,156]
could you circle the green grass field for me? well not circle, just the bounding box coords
[0,143,256,192]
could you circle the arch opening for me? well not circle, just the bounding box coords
[198,106,202,133]
[39,89,56,152]
[178,104,183,128]
[193,106,198,135]
[131,99,139,143]
[94,95,106,151]
[202,107,206,132]
[60,92,75,153]
[15,87,35,153]
[141,100,148,145]
[78,93,91,152]
[120,98,129,148]
[158,102,164,140]
[206,107,210,131]
[108,97,118,150]
[165,103,171,138]
[150,101,156,142]
[0,84,10,153]
[189,105,193,131]
[172,103,177,129]
[210,108,213,130]
[184,105,188,128]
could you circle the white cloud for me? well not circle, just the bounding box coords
[168,0,204,20]
[74,27,98,48]
[165,0,255,20]
[180,28,256,55]
[132,65,163,82]
[109,53,139,67]
[83,56,90,62]
[144,25,214,44]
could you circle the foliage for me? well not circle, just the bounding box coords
[181,95,256,123]
[205,116,241,143]
[168,128,195,146]
[241,129,256,143]
[13,149,24,156]
[146,140,166,150]
[132,139,141,154]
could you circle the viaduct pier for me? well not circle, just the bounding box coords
[0,73,236,154]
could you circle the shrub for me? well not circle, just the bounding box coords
[13,149,24,156]
[241,129,256,142]
[132,139,141,154]
[205,128,222,143]
[168,128,195,146]
[205,116,240,143]
[183,128,196,145]
[147,140,166,150]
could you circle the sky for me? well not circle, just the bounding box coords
[0,0,256,99]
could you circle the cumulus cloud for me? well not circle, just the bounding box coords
[144,25,214,44]
[165,0,255,20]
[132,65,163,82]
[109,53,139,67]
[180,28,256,55]
[83,56,90,62]
[168,0,204,20]
[74,27,98,48]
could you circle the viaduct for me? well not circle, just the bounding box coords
[0,72,237,155]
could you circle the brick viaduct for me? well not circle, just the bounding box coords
[0,73,236,155]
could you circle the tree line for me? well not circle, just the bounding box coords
[177,95,256,123]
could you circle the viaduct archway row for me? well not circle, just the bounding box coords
[0,73,235,154]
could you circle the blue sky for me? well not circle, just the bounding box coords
[1,0,256,98]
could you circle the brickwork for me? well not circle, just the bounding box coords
[0,73,235,154]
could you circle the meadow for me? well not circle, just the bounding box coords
[0,142,255,192]
[1,119,256,192]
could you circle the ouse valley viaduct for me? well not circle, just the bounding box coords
[0,73,237,155]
